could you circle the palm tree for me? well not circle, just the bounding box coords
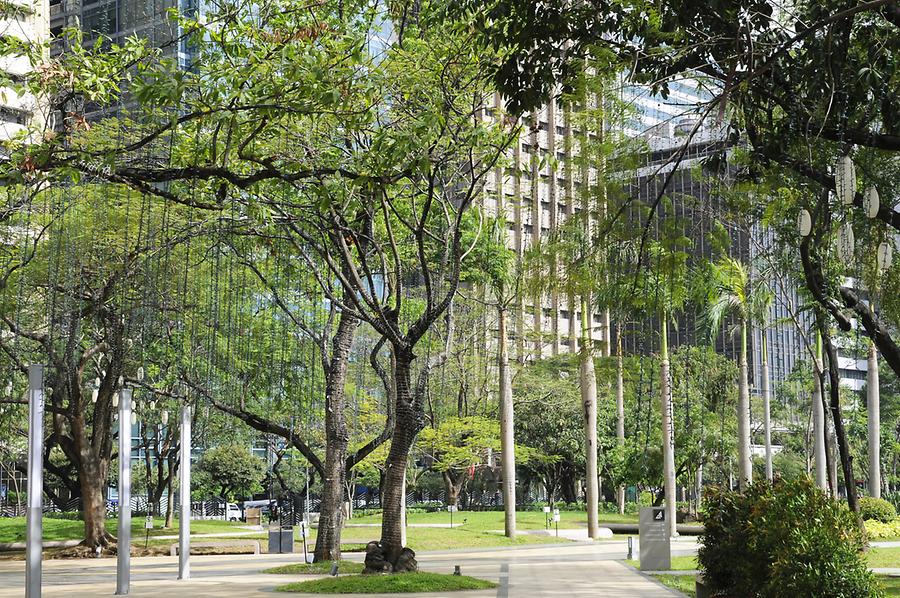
[638,231,691,537]
[706,257,772,490]
[472,217,519,537]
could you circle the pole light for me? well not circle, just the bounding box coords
[116,388,133,595]
[26,364,44,598]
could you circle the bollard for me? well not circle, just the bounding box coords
[627,536,633,560]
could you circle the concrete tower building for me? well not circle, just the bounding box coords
[0,0,50,143]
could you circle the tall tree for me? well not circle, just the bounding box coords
[705,257,772,490]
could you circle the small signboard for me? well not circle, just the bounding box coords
[448,505,458,513]
[552,508,560,522]
[639,507,671,570]
[542,506,551,514]
[144,516,154,530]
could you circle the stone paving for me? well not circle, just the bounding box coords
[0,536,695,597]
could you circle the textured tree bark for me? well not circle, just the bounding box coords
[314,310,359,562]
[580,296,599,539]
[822,329,860,513]
[379,349,421,565]
[659,315,677,537]
[737,320,752,490]
[164,452,176,529]
[498,305,516,537]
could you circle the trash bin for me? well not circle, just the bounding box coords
[268,527,294,554]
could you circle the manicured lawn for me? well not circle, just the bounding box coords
[276,572,497,593]
[265,560,365,575]
[340,525,569,552]
[625,555,697,571]
[867,547,900,569]
[882,575,900,596]
[349,509,638,531]
[653,574,695,597]
[0,517,252,544]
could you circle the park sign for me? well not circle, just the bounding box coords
[638,507,671,571]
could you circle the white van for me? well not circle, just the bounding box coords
[226,503,242,521]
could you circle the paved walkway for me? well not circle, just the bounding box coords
[0,539,690,597]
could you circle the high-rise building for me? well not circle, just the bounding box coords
[0,0,50,143]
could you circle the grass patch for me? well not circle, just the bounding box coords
[349,510,637,531]
[276,572,496,594]
[867,547,900,569]
[0,517,250,544]
[652,574,695,597]
[881,575,900,596]
[339,526,569,552]
[265,560,365,575]
[624,555,698,571]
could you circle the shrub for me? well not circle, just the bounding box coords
[699,478,879,598]
[865,519,900,539]
[860,496,897,523]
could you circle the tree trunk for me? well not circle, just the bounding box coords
[616,324,625,515]
[659,315,677,537]
[165,452,175,529]
[314,310,359,563]
[761,331,773,482]
[498,305,517,537]
[695,461,703,512]
[813,332,828,490]
[442,470,466,508]
[822,329,859,512]
[580,295,599,539]
[868,341,881,498]
[379,348,420,564]
[79,459,112,548]
[737,319,752,490]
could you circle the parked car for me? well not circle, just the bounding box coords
[226,503,242,522]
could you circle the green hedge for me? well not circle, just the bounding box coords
[699,478,878,597]
[860,497,897,523]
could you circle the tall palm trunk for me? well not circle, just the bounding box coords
[659,314,676,537]
[580,295,599,539]
[498,305,517,537]
[761,330,773,481]
[737,318,752,490]
[813,332,828,490]
[616,325,625,515]
[868,341,881,498]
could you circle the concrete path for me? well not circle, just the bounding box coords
[0,539,688,597]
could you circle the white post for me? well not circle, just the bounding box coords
[868,342,881,498]
[762,332,773,482]
[116,388,132,595]
[26,364,44,598]
[813,335,827,491]
[178,404,191,580]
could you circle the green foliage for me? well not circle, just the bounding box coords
[193,444,266,501]
[865,520,900,540]
[860,497,897,523]
[700,478,879,598]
